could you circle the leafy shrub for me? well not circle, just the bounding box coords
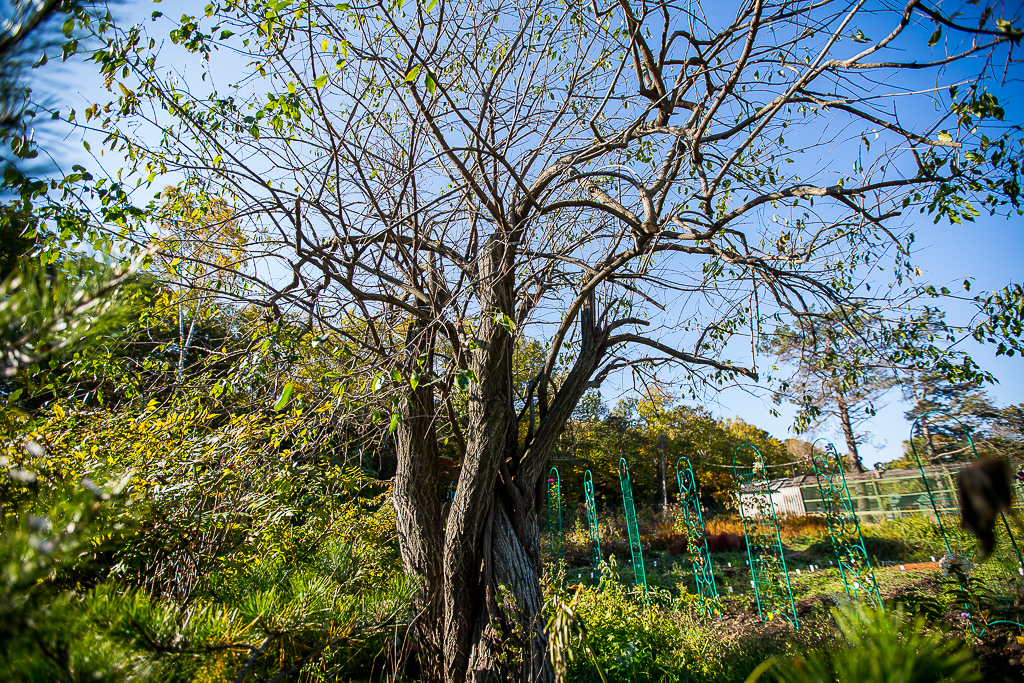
[1,400,408,682]
[766,603,979,683]
[556,560,805,683]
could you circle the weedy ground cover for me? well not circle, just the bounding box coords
[545,509,1024,682]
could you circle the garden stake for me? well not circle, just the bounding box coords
[675,455,721,618]
[618,456,648,596]
[583,469,602,576]
[810,438,884,610]
[734,444,799,628]
[909,410,1024,634]
[547,466,563,564]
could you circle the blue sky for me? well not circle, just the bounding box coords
[21,0,1024,468]
[704,210,1024,468]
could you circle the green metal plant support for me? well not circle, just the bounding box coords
[584,470,602,567]
[548,467,563,563]
[618,457,648,593]
[810,438,883,610]
[734,444,799,628]
[675,456,721,618]
[909,410,1024,634]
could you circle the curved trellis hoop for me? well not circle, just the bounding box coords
[547,466,563,564]
[618,457,648,594]
[675,456,721,618]
[909,410,1024,634]
[909,410,1024,562]
[810,438,883,610]
[734,443,799,628]
[584,470,602,568]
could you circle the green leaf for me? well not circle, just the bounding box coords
[314,74,328,89]
[494,310,515,335]
[426,0,438,11]
[927,27,941,46]
[455,368,477,392]
[391,368,402,382]
[389,412,399,434]
[404,65,421,83]
[425,73,436,96]
[273,382,294,411]
[410,371,420,391]
[220,30,234,40]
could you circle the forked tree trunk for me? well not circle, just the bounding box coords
[393,239,607,682]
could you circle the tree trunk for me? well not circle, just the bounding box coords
[393,241,609,682]
[922,420,938,461]
[836,391,864,473]
[393,313,445,682]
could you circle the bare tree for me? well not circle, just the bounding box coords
[87,0,1023,680]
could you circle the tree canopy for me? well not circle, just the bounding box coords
[7,0,1024,681]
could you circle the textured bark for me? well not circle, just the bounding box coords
[391,243,608,683]
[465,504,550,683]
[442,236,522,683]
[393,316,445,682]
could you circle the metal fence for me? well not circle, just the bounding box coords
[742,463,1024,523]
